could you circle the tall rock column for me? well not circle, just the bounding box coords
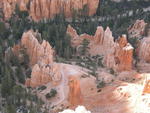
[68,76,83,106]
[137,36,150,63]
[19,30,56,87]
[115,35,133,72]
[21,30,53,66]
[104,35,133,72]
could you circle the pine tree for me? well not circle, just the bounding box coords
[79,39,89,56]
[1,65,15,97]
[5,104,16,113]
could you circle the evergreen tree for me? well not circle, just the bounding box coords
[78,39,89,56]
[1,65,15,97]
[5,104,16,113]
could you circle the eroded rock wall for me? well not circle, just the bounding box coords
[67,25,133,72]
[12,30,55,87]
[1,0,99,21]
[21,30,53,66]
[2,0,29,19]
[128,20,147,39]
[137,36,150,63]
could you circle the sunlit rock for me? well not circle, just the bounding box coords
[1,0,99,21]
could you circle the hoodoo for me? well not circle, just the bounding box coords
[1,0,99,21]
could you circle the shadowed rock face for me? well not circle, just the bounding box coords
[137,36,150,63]
[67,25,133,72]
[1,0,99,21]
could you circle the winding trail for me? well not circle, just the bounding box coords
[51,64,66,106]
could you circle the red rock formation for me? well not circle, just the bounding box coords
[68,76,83,106]
[67,25,115,56]
[128,20,147,39]
[30,0,99,21]
[67,25,133,72]
[143,80,150,94]
[12,30,56,87]
[21,30,53,66]
[1,0,99,21]
[136,36,150,72]
[137,36,150,63]
[113,35,133,72]
[30,64,51,87]
[2,0,29,19]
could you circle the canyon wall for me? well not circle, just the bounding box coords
[1,0,99,21]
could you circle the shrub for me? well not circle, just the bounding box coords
[110,68,115,75]
[45,89,57,99]
[97,81,106,88]
[38,85,47,91]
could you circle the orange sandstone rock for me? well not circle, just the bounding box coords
[12,30,55,87]
[113,35,133,72]
[68,76,83,106]
[137,36,150,63]
[2,0,29,19]
[143,80,150,94]
[1,0,99,21]
[67,25,115,55]
[128,20,147,39]
[21,30,53,66]
[67,25,133,72]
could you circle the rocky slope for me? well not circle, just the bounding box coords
[61,75,150,113]
[1,0,99,21]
